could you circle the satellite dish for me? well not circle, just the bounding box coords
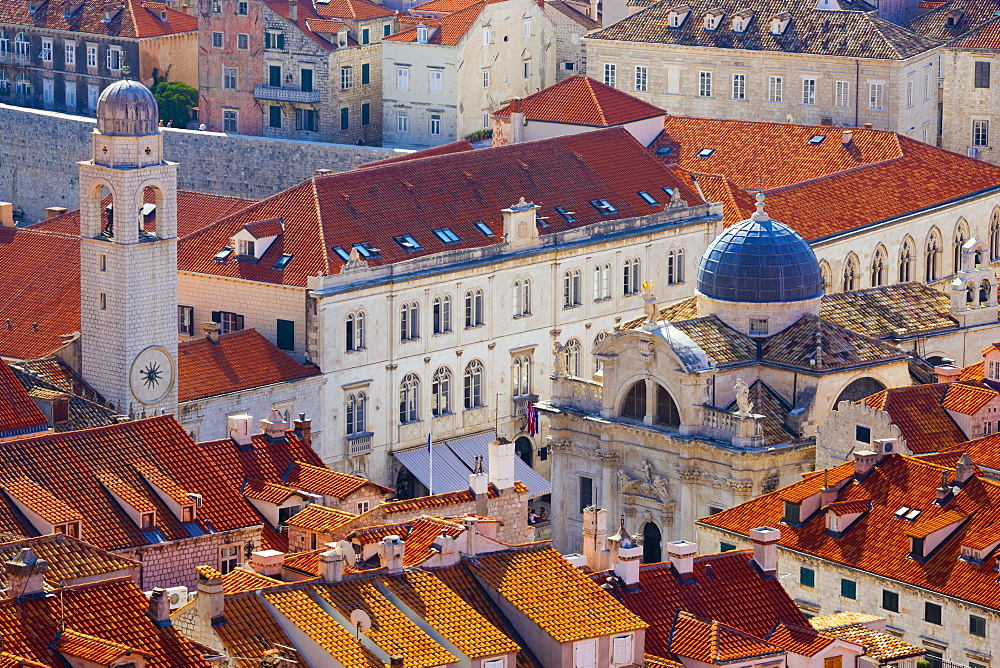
[350,609,372,633]
[337,540,357,566]
[786,113,794,124]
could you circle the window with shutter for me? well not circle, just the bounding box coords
[611,635,631,664]
[361,103,370,126]
[276,319,294,350]
[362,63,370,84]
[483,660,504,668]
[975,61,991,88]
[573,640,596,668]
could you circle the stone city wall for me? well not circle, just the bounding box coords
[0,103,401,222]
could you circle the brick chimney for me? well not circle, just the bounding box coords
[853,450,877,480]
[250,550,284,577]
[45,207,68,220]
[4,547,48,600]
[147,587,171,624]
[228,413,253,447]
[292,413,312,446]
[379,535,404,573]
[863,122,873,129]
[582,506,609,572]
[841,130,853,146]
[666,540,697,578]
[820,468,839,506]
[319,546,346,583]
[288,0,297,21]
[934,469,953,505]
[196,568,224,622]
[203,321,221,343]
[510,97,525,144]
[934,363,961,384]
[260,408,290,442]
[955,453,976,485]
[488,435,515,492]
[750,526,781,575]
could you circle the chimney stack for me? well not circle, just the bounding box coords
[228,413,254,447]
[319,546,346,583]
[0,202,14,227]
[288,0,297,21]
[841,130,853,146]
[147,588,171,624]
[462,516,479,556]
[666,540,697,578]
[250,550,285,577]
[582,506,609,572]
[196,568,224,622]
[488,435,515,492]
[853,450,877,479]
[510,97,525,144]
[45,207,68,220]
[203,321,221,343]
[819,468,838,506]
[863,122,873,129]
[750,526,780,575]
[589,0,599,20]
[935,469,953,505]
[469,455,489,516]
[4,548,48,599]
[955,453,976,485]
[379,535,405,573]
[260,408,290,442]
[292,413,312,446]
[934,362,961,384]
[606,518,642,586]
[389,657,404,668]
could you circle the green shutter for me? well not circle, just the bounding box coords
[269,65,281,87]
[384,23,392,36]
[269,105,281,128]
[301,68,313,93]
[361,63,370,85]
[362,28,370,44]
[276,33,285,50]
[341,107,349,131]
[361,103,370,126]
[264,32,271,49]
[277,319,294,350]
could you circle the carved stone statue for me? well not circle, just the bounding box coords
[618,470,644,495]
[640,281,657,323]
[552,340,567,376]
[734,378,754,416]
[641,460,654,486]
[341,245,370,272]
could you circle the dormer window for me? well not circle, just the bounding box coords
[783,500,801,524]
[140,512,155,530]
[732,10,753,32]
[667,4,691,27]
[989,360,1000,380]
[161,9,168,20]
[54,521,81,539]
[417,25,429,43]
[910,536,924,558]
[749,318,768,336]
[238,239,255,257]
[770,12,792,35]
[704,10,724,30]
[945,10,962,26]
[182,505,195,523]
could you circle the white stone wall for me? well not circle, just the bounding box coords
[942,47,1000,165]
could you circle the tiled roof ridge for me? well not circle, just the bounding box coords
[583,76,609,126]
[806,313,907,357]
[763,151,909,195]
[309,177,334,277]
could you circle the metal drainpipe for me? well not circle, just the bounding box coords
[854,59,861,128]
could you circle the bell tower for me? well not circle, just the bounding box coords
[78,71,178,417]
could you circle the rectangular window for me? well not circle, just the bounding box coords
[749,317,768,335]
[341,107,349,131]
[604,63,616,87]
[65,83,76,108]
[574,639,596,668]
[276,319,294,351]
[523,19,531,38]
[223,110,238,132]
[86,45,97,68]
[212,31,223,48]
[768,75,782,102]
[178,306,194,335]
[362,28,370,44]
[856,425,871,443]
[87,84,99,109]
[397,111,409,133]
[611,635,631,664]
[269,105,281,128]
[802,78,816,105]
[429,69,442,93]
[970,614,986,637]
[269,65,281,87]
[295,108,318,132]
[836,80,850,107]
[361,103,370,126]
[41,38,52,62]
[975,61,991,88]
[106,48,122,71]
[237,33,249,50]
[220,545,239,574]
[869,82,884,110]
[43,79,54,104]
[882,589,899,612]
[99,292,107,311]
[579,476,593,512]
[361,63,370,85]
[699,71,712,97]
[732,73,745,100]
[784,500,800,524]
[907,79,913,107]
[397,67,409,91]
[357,501,370,514]
[635,65,648,92]
[140,512,155,530]
[800,566,815,588]
[924,73,930,100]
[840,578,857,599]
[212,310,244,334]
[223,67,237,90]
[430,113,441,136]
[483,70,490,87]
[824,658,842,668]
[65,41,75,66]
[237,1,248,14]
[298,68,312,93]
[925,601,942,625]
[341,66,352,89]
[973,120,989,146]
[483,27,490,45]
[523,61,530,79]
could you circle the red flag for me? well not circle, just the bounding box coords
[526,402,538,436]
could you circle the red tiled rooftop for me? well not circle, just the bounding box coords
[494,75,665,127]
[941,382,997,415]
[667,613,784,663]
[385,1,486,44]
[905,508,968,538]
[54,629,152,665]
[765,623,842,657]
[242,218,284,239]
[0,0,198,38]
[282,461,393,499]
[177,329,319,402]
[0,362,49,437]
[823,499,871,516]
[863,384,967,454]
[355,140,475,169]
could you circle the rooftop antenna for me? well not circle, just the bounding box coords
[494,392,500,437]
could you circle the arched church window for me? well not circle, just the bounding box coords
[621,380,646,419]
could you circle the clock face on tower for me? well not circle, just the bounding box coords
[129,346,175,405]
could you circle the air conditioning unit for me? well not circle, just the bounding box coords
[166,586,189,609]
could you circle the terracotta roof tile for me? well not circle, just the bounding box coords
[701,454,1000,611]
[282,461,393,499]
[589,0,939,60]
[946,16,1000,47]
[545,0,601,28]
[959,361,985,381]
[809,611,883,631]
[493,75,665,127]
[55,629,152,664]
[823,498,871,516]
[469,545,647,643]
[723,380,796,445]
[0,653,47,668]
[177,329,320,402]
[2,478,84,526]
[355,140,475,169]
[213,594,297,668]
[242,479,301,505]
[96,471,158,514]
[827,625,923,661]
[908,0,1000,39]
[667,612,784,662]
[820,283,957,339]
[221,567,284,594]
[10,360,119,433]
[862,384,967,453]
[314,0,396,20]
[376,481,528,515]
[0,0,197,38]
[0,534,137,591]
[765,623,841,657]
[904,508,968,538]
[386,1,486,44]
[0,362,49,438]
[941,382,997,415]
[285,505,357,533]
[761,315,904,370]
[242,218,284,239]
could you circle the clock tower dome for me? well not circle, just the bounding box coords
[78,72,178,417]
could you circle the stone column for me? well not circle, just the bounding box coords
[643,378,655,426]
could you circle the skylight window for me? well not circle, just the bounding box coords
[654,146,674,156]
[554,206,576,222]
[474,221,495,237]
[905,509,922,521]
[808,134,827,145]
[213,248,233,262]
[697,148,715,157]
[393,234,423,251]
[332,246,351,261]
[353,242,380,258]
[433,227,461,244]
[272,253,294,270]
[589,199,617,215]
[894,506,910,518]
[662,187,675,198]
[637,191,659,206]
[536,215,550,227]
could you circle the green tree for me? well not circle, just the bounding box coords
[152,80,198,127]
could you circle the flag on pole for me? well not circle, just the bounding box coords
[525,402,538,436]
[427,430,433,496]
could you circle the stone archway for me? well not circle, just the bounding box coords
[514,436,533,467]
[642,522,661,564]
[834,377,887,406]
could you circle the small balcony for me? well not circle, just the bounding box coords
[0,53,30,66]
[346,432,373,456]
[254,86,320,103]
[512,395,539,418]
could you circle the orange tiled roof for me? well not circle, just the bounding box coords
[809,611,883,631]
[285,505,357,533]
[494,75,665,127]
[213,593,299,668]
[242,218,284,239]
[765,623,841,657]
[0,0,197,38]
[282,461,393,499]
[386,1,486,44]
[0,534,138,591]
[823,499,871,516]
[96,471,158,514]
[221,567,284,594]
[819,283,957,340]
[133,461,191,505]
[0,362,49,438]
[667,612,784,663]
[700,454,1000,611]
[0,653,47,668]
[469,545,647,643]
[243,479,301,505]
[377,481,528,515]
[380,570,520,658]
[827,625,923,661]
[778,466,855,504]
[355,140,475,169]
[2,478,84,526]
[904,508,968,538]
[55,629,153,664]
[908,0,1000,40]
[177,329,320,402]
[941,382,997,415]
[947,16,1000,47]
[959,361,985,381]
[644,656,685,668]
[314,0,396,20]
[862,384,966,454]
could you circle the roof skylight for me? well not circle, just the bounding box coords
[354,242,380,258]
[474,221,495,237]
[433,228,461,244]
[697,148,715,157]
[332,246,351,261]
[589,199,617,215]
[655,146,674,156]
[393,234,423,251]
[808,134,827,145]
[637,191,659,206]
[554,206,576,222]
[272,253,294,270]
